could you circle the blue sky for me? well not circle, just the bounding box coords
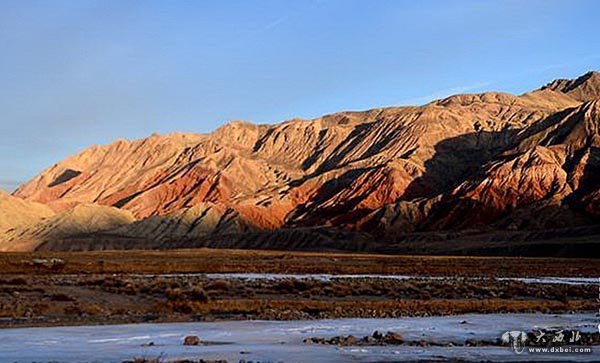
[1,0,600,191]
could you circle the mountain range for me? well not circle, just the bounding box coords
[2,71,600,256]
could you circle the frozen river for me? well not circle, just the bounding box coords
[200,273,597,286]
[127,272,598,285]
[0,313,597,362]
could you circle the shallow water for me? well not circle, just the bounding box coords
[0,313,597,362]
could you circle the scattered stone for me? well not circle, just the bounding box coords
[183,335,201,346]
[304,330,404,346]
[302,329,582,348]
[124,360,228,363]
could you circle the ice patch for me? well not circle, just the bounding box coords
[1,313,597,362]
[196,273,595,285]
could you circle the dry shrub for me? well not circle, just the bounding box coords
[332,285,352,297]
[150,279,170,294]
[419,291,432,300]
[292,279,311,291]
[274,279,295,293]
[78,303,106,315]
[188,287,209,302]
[49,293,75,302]
[5,277,28,286]
[166,288,183,301]
[555,290,569,304]
[13,277,29,285]
[123,282,138,296]
[32,302,49,313]
[102,277,126,288]
[78,278,105,287]
[63,304,82,315]
[170,300,194,314]
[204,279,230,292]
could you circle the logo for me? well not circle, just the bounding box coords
[502,331,528,354]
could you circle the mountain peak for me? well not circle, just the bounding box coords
[541,71,600,102]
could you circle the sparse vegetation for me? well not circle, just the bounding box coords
[0,249,597,277]
[0,272,595,328]
[0,250,596,328]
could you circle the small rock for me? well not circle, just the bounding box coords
[339,335,358,346]
[363,336,376,344]
[183,335,200,345]
[384,331,404,344]
[465,339,477,346]
[460,320,468,324]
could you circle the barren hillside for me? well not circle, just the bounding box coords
[3,71,600,255]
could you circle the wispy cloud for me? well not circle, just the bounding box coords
[397,82,492,106]
[223,14,291,49]
[581,53,600,62]
[524,53,600,77]
[397,53,600,108]
[538,63,568,72]
[262,15,289,32]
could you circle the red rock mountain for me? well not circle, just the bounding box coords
[3,71,600,255]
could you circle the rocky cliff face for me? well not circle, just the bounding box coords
[3,71,600,253]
